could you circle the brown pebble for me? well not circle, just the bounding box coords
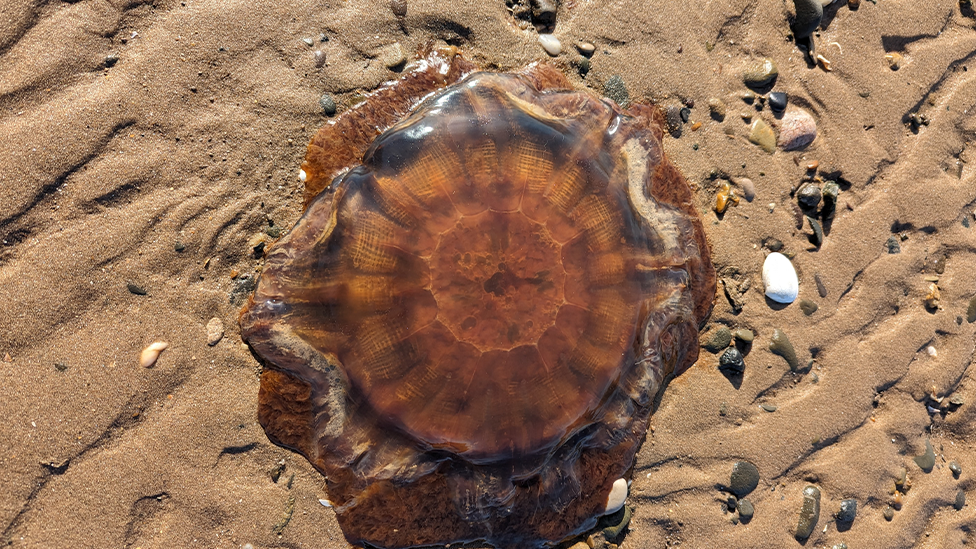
[814,273,828,297]
[848,0,860,9]
[390,0,407,18]
[886,52,903,71]
[206,317,225,346]
[805,160,819,171]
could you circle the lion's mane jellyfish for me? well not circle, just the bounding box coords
[240,48,715,549]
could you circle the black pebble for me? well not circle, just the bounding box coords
[836,499,857,523]
[886,235,901,254]
[679,107,691,123]
[719,347,745,373]
[768,92,788,113]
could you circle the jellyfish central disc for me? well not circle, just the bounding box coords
[430,211,565,351]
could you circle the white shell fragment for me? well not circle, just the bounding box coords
[298,169,307,182]
[206,317,225,346]
[538,34,562,56]
[604,477,628,515]
[140,341,170,368]
[763,252,799,304]
[319,498,333,508]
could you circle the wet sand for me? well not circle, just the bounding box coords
[1,0,975,547]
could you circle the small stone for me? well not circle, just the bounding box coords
[603,75,629,107]
[319,93,337,116]
[760,403,778,412]
[140,341,169,368]
[792,0,823,38]
[778,108,817,150]
[313,50,326,68]
[127,282,148,295]
[538,34,562,56]
[833,544,849,549]
[602,505,632,540]
[765,237,784,252]
[886,52,904,70]
[731,177,755,201]
[763,252,799,304]
[733,328,754,344]
[382,42,406,69]
[882,505,895,520]
[955,490,966,510]
[884,235,901,254]
[679,107,691,123]
[104,53,120,67]
[814,273,828,297]
[768,91,788,113]
[949,393,964,406]
[302,37,315,47]
[703,326,733,353]
[748,119,776,153]
[664,106,683,137]
[575,57,591,77]
[729,461,760,496]
[707,97,727,120]
[949,461,962,477]
[390,0,407,18]
[836,499,857,523]
[270,461,286,482]
[924,282,941,310]
[604,478,628,515]
[914,439,936,472]
[742,58,779,88]
[576,41,596,56]
[719,347,745,374]
[796,183,822,209]
[799,299,818,315]
[966,295,976,323]
[174,241,186,252]
[206,317,225,346]
[821,180,840,218]
[737,499,755,520]
[769,329,800,371]
[795,485,821,541]
[807,216,824,247]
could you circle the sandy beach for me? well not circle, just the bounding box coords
[2,0,975,547]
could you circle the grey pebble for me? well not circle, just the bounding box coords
[319,93,337,116]
[799,299,818,316]
[575,57,591,77]
[836,498,857,523]
[390,0,407,18]
[792,0,823,38]
[719,347,745,374]
[768,91,787,113]
[807,216,824,247]
[914,439,935,472]
[885,235,901,254]
[105,53,120,67]
[797,183,822,209]
[795,485,821,541]
[679,107,691,123]
[737,499,755,520]
[127,282,147,296]
[765,237,784,252]
[603,75,630,107]
[742,58,778,88]
[814,273,828,297]
[602,505,632,541]
[950,461,962,477]
[883,505,895,521]
[314,50,327,68]
[665,105,683,137]
[769,329,800,371]
[703,325,733,353]
[955,490,966,510]
[174,241,186,252]
[833,544,849,549]
[729,461,760,496]
[967,295,976,323]
[734,328,755,344]
[760,403,778,412]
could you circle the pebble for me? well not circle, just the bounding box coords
[390,0,407,18]
[795,485,821,541]
[319,93,337,116]
[778,108,817,150]
[914,439,935,472]
[576,41,596,56]
[737,499,755,520]
[769,329,800,371]
[302,37,315,47]
[924,282,941,311]
[836,499,857,523]
[603,75,629,107]
[886,52,904,71]
[703,325,733,353]
[313,50,327,68]
[768,91,788,113]
[883,505,895,521]
[807,216,824,246]
[664,105,683,137]
[765,237,784,252]
[714,181,738,214]
[792,0,823,39]
[760,403,778,412]
[797,183,822,209]
[299,169,307,183]
[104,53,120,67]
[575,58,591,77]
[967,295,976,323]
[950,461,962,477]
[734,328,755,344]
[742,58,779,88]
[749,119,776,153]
[127,282,148,295]
[538,34,561,56]
[799,299,818,315]
[605,478,628,514]
[602,505,632,540]
[731,177,755,201]
[848,0,860,8]
[206,317,224,346]
[382,42,406,69]
[707,97,727,120]
[679,107,691,123]
[821,180,840,217]
[833,544,849,549]
[719,347,746,374]
[814,273,828,297]
[729,461,760,496]
[174,241,186,252]
[955,490,966,510]
[763,252,799,304]
[885,235,901,254]
[140,341,169,368]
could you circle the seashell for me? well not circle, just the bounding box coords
[140,341,169,368]
[763,252,799,303]
[777,108,817,151]
[604,478,628,514]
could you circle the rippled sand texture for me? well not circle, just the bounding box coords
[1,0,975,548]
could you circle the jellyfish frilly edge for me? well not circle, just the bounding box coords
[239,46,716,549]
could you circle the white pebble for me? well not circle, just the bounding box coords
[206,317,225,346]
[538,34,562,56]
[762,252,799,304]
[731,177,756,202]
[604,477,628,515]
[298,169,307,182]
[927,345,938,357]
[319,498,333,508]
[140,341,169,368]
